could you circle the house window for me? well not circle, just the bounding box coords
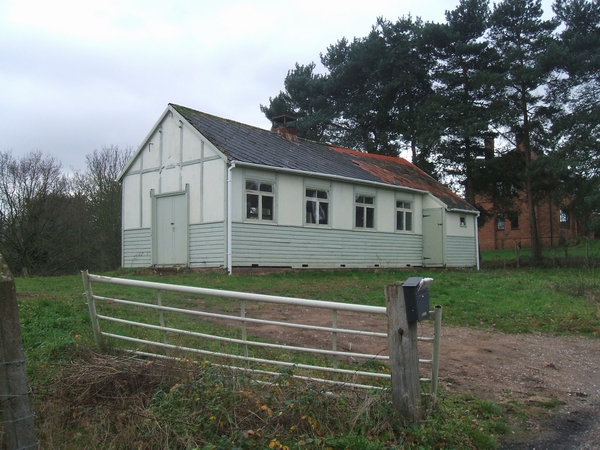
[305,188,329,225]
[509,212,519,229]
[497,213,505,230]
[459,216,467,228]
[355,194,375,229]
[396,201,413,231]
[560,209,569,228]
[246,180,274,221]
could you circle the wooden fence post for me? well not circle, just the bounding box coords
[385,282,421,422]
[0,253,38,449]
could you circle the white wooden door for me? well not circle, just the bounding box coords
[155,194,188,266]
[422,208,444,267]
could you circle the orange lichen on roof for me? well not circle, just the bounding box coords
[328,145,474,211]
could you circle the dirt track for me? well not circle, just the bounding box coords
[235,304,600,449]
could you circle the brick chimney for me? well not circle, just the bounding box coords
[271,115,298,142]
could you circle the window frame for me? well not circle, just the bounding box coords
[395,200,413,232]
[508,212,519,230]
[497,213,505,231]
[560,209,570,228]
[355,194,376,229]
[305,187,330,226]
[245,179,275,223]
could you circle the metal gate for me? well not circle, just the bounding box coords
[82,272,441,397]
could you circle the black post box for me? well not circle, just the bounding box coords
[402,277,432,323]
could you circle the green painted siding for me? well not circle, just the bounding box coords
[123,228,152,267]
[231,223,423,268]
[446,235,477,267]
[189,222,225,268]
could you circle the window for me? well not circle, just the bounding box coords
[246,180,274,221]
[396,201,413,231]
[305,188,329,225]
[497,213,505,230]
[355,194,375,228]
[560,209,569,228]
[459,216,467,228]
[509,212,519,230]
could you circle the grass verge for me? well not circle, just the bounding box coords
[8,265,600,448]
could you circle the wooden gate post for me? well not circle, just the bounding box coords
[0,253,38,449]
[385,282,421,422]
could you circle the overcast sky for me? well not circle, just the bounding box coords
[1,0,554,172]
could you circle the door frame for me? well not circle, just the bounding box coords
[151,185,189,267]
[422,207,445,267]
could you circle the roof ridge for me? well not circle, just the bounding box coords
[170,103,329,147]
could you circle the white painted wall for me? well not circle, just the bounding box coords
[332,181,354,230]
[204,159,226,223]
[122,107,228,232]
[446,211,477,237]
[228,167,434,238]
[279,173,303,226]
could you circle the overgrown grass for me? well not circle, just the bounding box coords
[9,263,600,448]
[32,350,507,450]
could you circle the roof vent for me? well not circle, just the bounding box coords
[271,115,298,142]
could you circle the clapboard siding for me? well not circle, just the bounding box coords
[446,235,477,267]
[123,228,152,267]
[232,223,423,268]
[189,222,225,268]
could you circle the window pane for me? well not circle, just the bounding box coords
[364,196,374,205]
[366,207,374,228]
[246,180,258,191]
[319,202,328,225]
[262,195,273,220]
[404,202,411,210]
[406,212,412,231]
[397,211,404,230]
[246,194,259,219]
[259,183,273,193]
[317,190,328,199]
[306,200,316,224]
[497,214,505,230]
[306,189,316,198]
[356,195,364,203]
[356,206,364,227]
[560,210,568,222]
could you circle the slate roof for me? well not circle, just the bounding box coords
[171,104,477,212]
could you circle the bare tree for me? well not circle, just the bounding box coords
[73,145,133,270]
[0,151,76,275]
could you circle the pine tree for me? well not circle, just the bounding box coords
[549,0,600,232]
[425,0,498,204]
[488,0,558,263]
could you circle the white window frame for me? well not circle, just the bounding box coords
[497,213,505,231]
[560,209,569,228]
[245,179,275,222]
[305,188,330,226]
[355,194,375,229]
[396,200,413,232]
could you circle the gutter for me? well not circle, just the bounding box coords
[448,207,480,216]
[231,160,479,214]
[227,162,235,275]
[229,160,432,198]
[475,215,481,270]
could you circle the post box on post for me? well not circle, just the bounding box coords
[402,277,432,323]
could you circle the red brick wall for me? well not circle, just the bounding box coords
[478,193,579,251]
